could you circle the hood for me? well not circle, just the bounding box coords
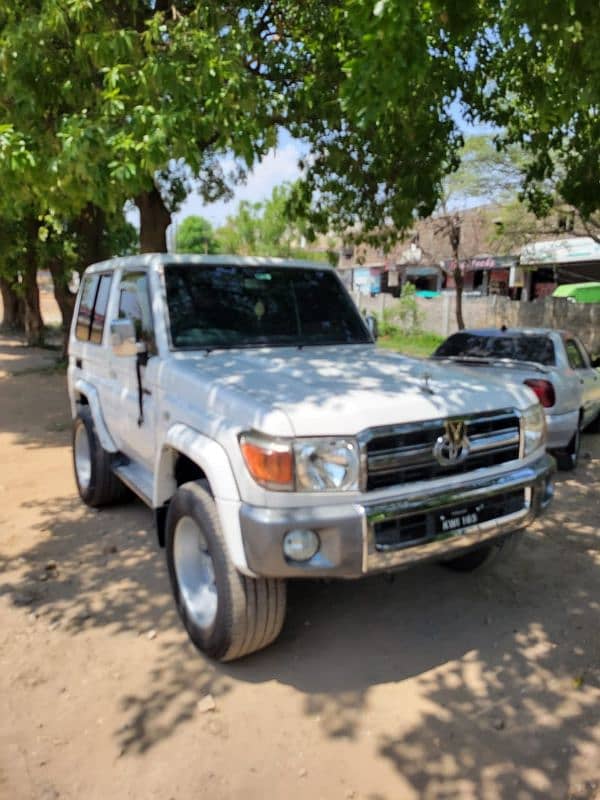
[172,345,534,437]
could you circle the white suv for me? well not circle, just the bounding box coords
[68,255,554,661]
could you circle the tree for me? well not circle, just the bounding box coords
[466,1,600,240]
[288,1,486,247]
[0,2,325,341]
[433,135,527,329]
[175,217,220,254]
[214,182,330,260]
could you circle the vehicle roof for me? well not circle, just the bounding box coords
[449,327,567,338]
[84,253,333,273]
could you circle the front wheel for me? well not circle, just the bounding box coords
[440,533,521,572]
[165,481,287,661]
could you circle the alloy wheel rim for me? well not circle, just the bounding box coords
[173,516,218,630]
[74,424,92,491]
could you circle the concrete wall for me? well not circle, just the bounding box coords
[352,291,600,355]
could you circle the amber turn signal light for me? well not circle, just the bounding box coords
[240,435,293,489]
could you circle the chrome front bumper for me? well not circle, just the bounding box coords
[240,453,555,579]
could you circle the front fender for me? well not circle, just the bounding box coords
[154,424,253,573]
[154,423,240,507]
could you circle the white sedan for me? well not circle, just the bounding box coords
[432,328,600,470]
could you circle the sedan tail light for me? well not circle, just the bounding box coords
[524,379,556,408]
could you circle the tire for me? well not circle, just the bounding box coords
[165,481,287,662]
[441,532,521,572]
[584,410,600,433]
[72,407,128,507]
[554,423,581,471]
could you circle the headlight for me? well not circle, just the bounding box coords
[239,432,360,492]
[521,403,546,456]
[294,438,360,492]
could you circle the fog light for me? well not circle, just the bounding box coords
[282,529,320,562]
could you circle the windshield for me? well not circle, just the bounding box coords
[164,264,371,350]
[434,332,556,366]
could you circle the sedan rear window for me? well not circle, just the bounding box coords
[435,333,556,366]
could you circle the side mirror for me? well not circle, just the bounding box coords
[591,355,600,369]
[110,318,137,357]
[364,313,379,341]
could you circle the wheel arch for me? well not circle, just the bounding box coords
[72,378,118,453]
[153,424,242,553]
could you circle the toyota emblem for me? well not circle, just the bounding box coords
[433,420,470,466]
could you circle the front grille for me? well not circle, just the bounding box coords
[374,488,526,552]
[365,409,520,491]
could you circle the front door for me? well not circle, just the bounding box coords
[109,270,158,468]
[565,337,600,427]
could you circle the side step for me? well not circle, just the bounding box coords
[112,461,154,507]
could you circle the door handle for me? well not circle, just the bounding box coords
[110,370,117,379]
[143,388,152,396]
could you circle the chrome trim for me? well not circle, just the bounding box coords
[469,429,520,453]
[360,408,521,486]
[362,453,554,572]
[365,505,535,572]
[358,408,518,446]
[366,428,519,474]
[364,462,540,524]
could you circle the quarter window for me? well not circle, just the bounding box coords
[75,273,112,343]
[89,275,112,344]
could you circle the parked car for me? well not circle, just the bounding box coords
[552,282,600,303]
[432,328,600,470]
[68,257,554,661]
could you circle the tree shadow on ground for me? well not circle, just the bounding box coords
[2,445,598,798]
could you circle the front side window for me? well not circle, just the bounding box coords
[164,264,371,350]
[565,339,585,369]
[118,271,155,351]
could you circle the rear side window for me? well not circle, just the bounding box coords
[75,273,112,343]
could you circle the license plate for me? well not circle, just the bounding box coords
[438,503,484,534]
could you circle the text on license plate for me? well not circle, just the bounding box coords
[440,511,479,532]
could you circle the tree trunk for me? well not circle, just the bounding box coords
[23,219,44,346]
[48,259,77,357]
[72,203,112,268]
[135,186,171,253]
[23,263,44,345]
[453,265,465,330]
[0,276,25,331]
[449,216,465,330]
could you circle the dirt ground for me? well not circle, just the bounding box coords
[0,336,599,800]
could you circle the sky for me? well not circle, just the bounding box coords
[173,129,306,230]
